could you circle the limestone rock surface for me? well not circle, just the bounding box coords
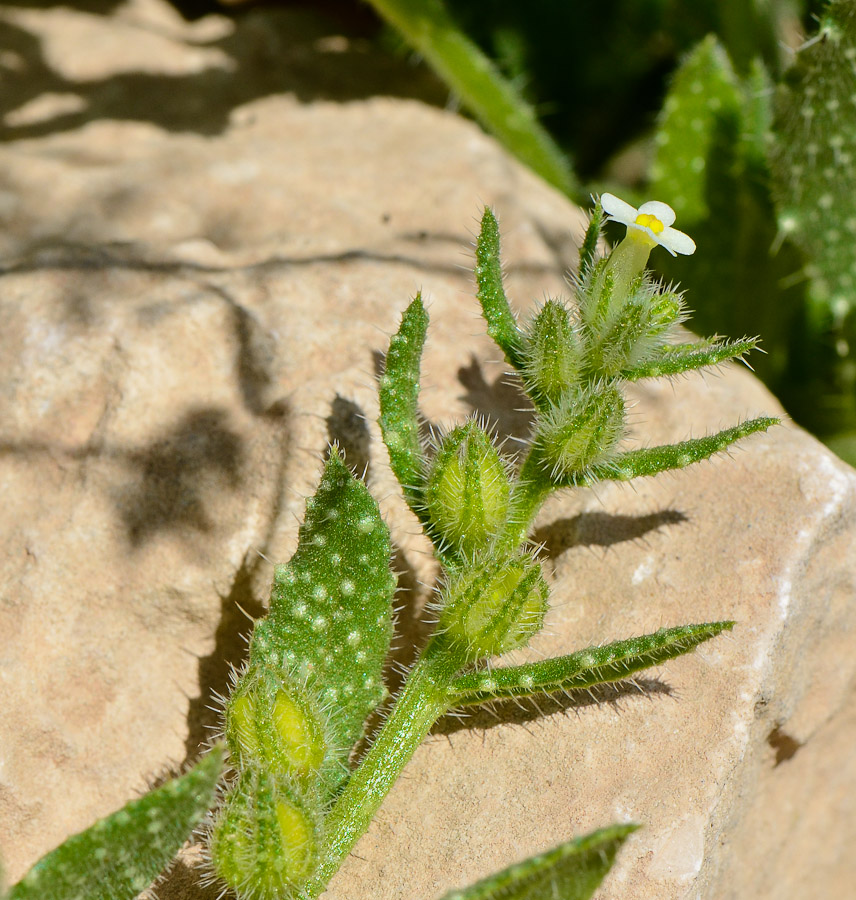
[1,2,855,899]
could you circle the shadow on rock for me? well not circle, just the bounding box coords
[156,853,227,900]
[116,406,244,547]
[532,509,688,559]
[182,551,267,764]
[457,355,534,453]
[0,3,446,142]
[181,399,291,766]
[326,393,372,479]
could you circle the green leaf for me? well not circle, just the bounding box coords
[578,200,603,281]
[365,0,576,197]
[647,37,796,393]
[650,35,743,223]
[249,449,396,794]
[475,208,525,371]
[379,294,430,520]
[447,622,733,705]
[8,745,224,900]
[578,416,778,485]
[741,58,774,177]
[769,0,856,323]
[437,823,638,900]
[621,336,759,380]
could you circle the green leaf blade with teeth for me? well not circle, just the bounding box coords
[447,622,733,705]
[438,823,638,900]
[621,336,759,380]
[250,449,396,794]
[8,745,224,900]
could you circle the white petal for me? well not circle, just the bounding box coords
[601,192,638,226]
[661,226,696,255]
[637,200,676,227]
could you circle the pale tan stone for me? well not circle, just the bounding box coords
[0,3,854,899]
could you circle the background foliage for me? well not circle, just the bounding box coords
[354,0,848,461]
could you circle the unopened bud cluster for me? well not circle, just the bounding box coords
[418,201,691,661]
[212,766,320,899]
[440,552,549,660]
[209,450,397,900]
[211,663,329,899]
[426,421,511,556]
[537,381,625,478]
[519,212,686,481]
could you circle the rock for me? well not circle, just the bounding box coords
[1,2,854,899]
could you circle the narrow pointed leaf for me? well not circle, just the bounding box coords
[8,745,224,900]
[578,200,603,281]
[448,622,733,705]
[476,208,525,371]
[438,823,638,900]
[621,337,758,380]
[250,449,396,793]
[379,295,430,517]
[574,416,778,485]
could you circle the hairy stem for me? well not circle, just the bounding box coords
[498,449,552,553]
[304,635,467,897]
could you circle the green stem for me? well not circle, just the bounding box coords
[593,233,652,306]
[497,449,551,554]
[365,0,575,196]
[304,636,467,897]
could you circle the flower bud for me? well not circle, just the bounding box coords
[586,281,684,376]
[425,422,511,555]
[226,667,327,783]
[211,768,319,899]
[521,300,581,404]
[440,552,549,659]
[536,382,625,478]
[647,290,682,336]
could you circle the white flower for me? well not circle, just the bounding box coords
[601,193,696,257]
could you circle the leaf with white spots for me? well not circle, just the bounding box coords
[650,35,743,223]
[648,38,795,382]
[7,745,224,900]
[562,417,778,488]
[447,623,733,706]
[770,0,856,321]
[437,824,637,900]
[249,448,396,797]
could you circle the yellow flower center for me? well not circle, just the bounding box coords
[635,212,664,233]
